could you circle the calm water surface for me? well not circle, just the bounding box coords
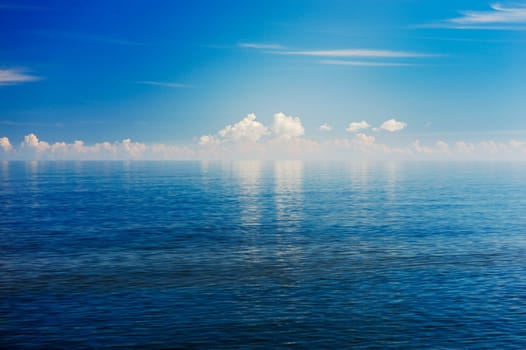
[1,161,526,348]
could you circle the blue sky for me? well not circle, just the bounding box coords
[1,0,526,160]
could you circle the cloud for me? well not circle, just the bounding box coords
[0,137,12,152]
[276,49,435,58]
[199,112,304,148]
[272,112,305,139]
[0,68,42,85]
[380,119,407,132]
[136,81,193,88]
[435,140,450,153]
[319,60,416,67]
[217,113,269,142]
[238,43,284,49]
[11,133,193,160]
[455,141,476,154]
[3,131,526,161]
[452,3,526,24]
[198,113,269,147]
[425,3,526,30]
[411,140,433,154]
[197,112,307,159]
[238,43,437,66]
[22,133,50,152]
[237,43,435,59]
[199,134,220,146]
[346,121,371,133]
[320,123,332,131]
[356,133,376,144]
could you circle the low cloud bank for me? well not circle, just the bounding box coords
[2,113,526,161]
[2,133,194,160]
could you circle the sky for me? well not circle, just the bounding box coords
[1,0,526,160]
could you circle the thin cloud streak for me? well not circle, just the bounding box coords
[419,23,526,30]
[320,60,416,67]
[238,42,284,49]
[451,3,526,24]
[136,81,194,88]
[421,3,526,30]
[236,43,438,65]
[0,68,42,85]
[275,49,437,58]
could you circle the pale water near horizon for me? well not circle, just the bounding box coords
[1,161,526,348]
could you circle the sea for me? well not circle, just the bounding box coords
[1,160,525,349]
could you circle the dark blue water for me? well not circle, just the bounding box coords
[1,161,526,348]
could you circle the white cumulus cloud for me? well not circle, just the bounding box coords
[320,123,332,131]
[199,114,269,146]
[218,113,269,142]
[22,133,50,152]
[272,112,305,139]
[0,137,12,152]
[346,121,370,133]
[199,134,220,145]
[380,119,407,132]
[356,133,376,144]
[6,133,194,160]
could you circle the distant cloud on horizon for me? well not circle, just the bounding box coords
[346,121,371,133]
[380,119,407,132]
[2,130,526,161]
[320,123,332,131]
[2,112,525,161]
[199,112,305,146]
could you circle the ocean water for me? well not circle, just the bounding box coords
[1,160,526,349]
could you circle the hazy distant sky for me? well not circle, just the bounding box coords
[1,0,526,160]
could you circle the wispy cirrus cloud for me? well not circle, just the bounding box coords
[136,81,194,88]
[320,60,416,67]
[0,68,42,85]
[238,42,284,49]
[423,3,526,30]
[239,43,438,66]
[451,3,526,24]
[275,48,436,58]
